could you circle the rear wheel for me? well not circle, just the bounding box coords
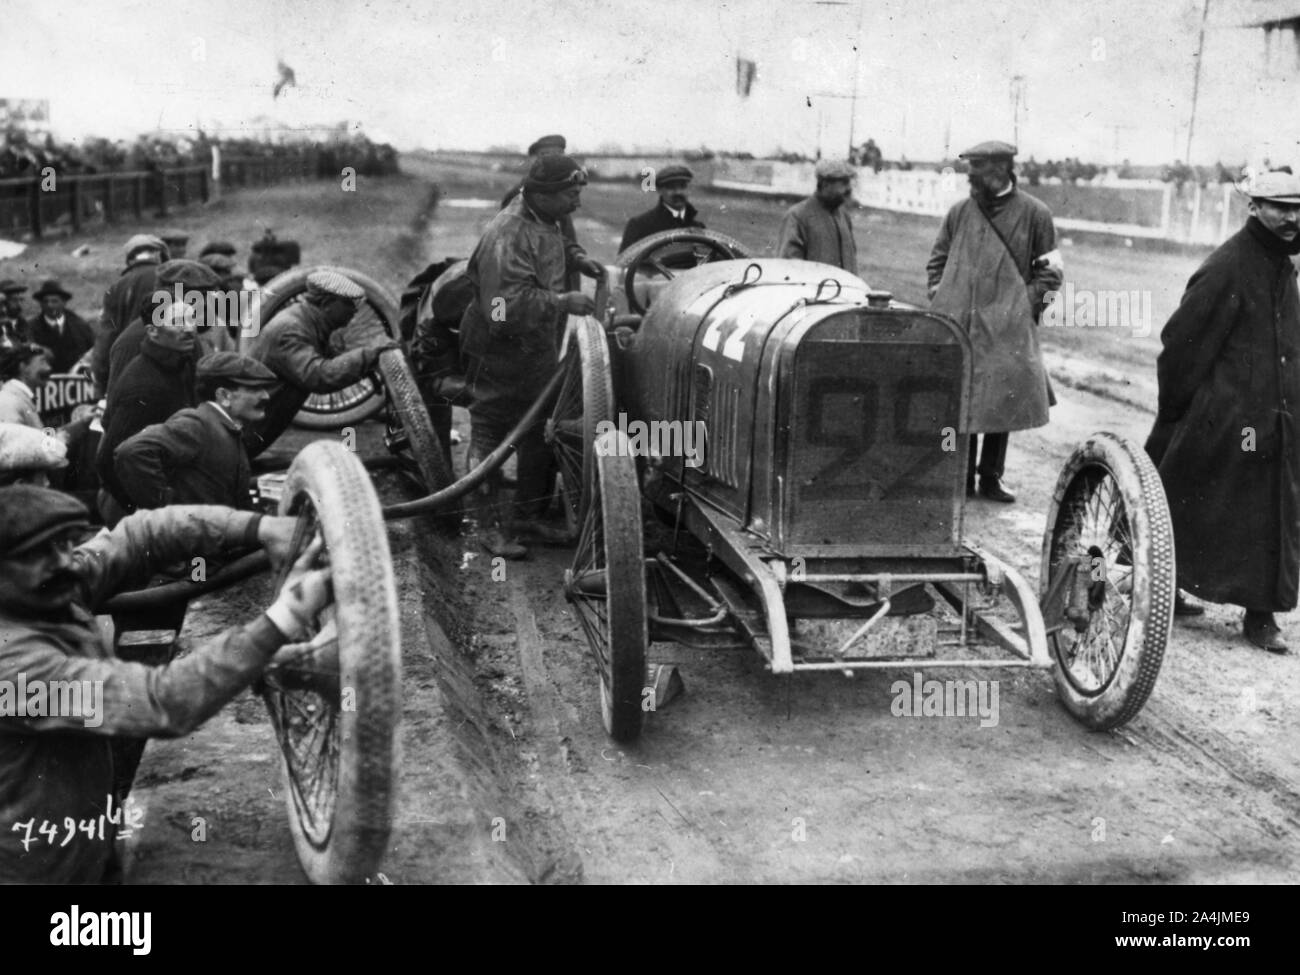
[545,316,615,529]
[564,430,648,741]
[256,266,401,430]
[1040,432,1174,730]
[264,440,401,883]
[379,348,459,530]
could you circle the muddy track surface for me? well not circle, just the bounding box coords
[121,159,1297,884]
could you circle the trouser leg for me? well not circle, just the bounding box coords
[976,433,1009,481]
[513,418,553,522]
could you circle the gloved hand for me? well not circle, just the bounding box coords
[575,257,607,280]
[265,535,333,640]
[364,341,404,369]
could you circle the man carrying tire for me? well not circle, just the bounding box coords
[1144,170,1300,653]
[0,484,330,883]
[245,270,400,457]
[461,153,605,558]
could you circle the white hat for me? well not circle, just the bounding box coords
[1248,170,1300,203]
[0,422,67,472]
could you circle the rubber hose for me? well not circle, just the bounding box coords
[381,366,565,520]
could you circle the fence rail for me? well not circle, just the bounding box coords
[0,152,321,240]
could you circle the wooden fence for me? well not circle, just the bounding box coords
[0,152,321,239]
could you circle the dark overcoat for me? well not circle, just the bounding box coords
[619,200,704,252]
[1146,216,1300,611]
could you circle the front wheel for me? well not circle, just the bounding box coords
[264,440,401,883]
[1040,432,1174,730]
[565,430,648,741]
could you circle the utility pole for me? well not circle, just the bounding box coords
[1186,0,1211,163]
[846,0,867,158]
[1010,74,1026,149]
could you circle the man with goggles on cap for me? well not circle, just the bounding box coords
[461,153,605,558]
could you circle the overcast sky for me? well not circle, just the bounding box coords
[0,0,1295,165]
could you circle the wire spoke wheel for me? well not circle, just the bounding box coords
[546,316,615,530]
[565,429,648,741]
[1040,432,1174,730]
[616,229,751,315]
[263,441,401,883]
[256,266,401,431]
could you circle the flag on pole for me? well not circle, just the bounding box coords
[736,57,757,97]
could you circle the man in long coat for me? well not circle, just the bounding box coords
[461,153,603,558]
[1145,170,1300,653]
[90,234,169,397]
[95,304,199,523]
[926,140,1062,503]
[775,159,859,273]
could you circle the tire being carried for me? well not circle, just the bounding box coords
[263,440,401,883]
[1040,432,1175,730]
[256,266,402,430]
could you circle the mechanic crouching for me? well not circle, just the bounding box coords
[243,270,400,457]
[460,153,605,558]
[0,486,330,883]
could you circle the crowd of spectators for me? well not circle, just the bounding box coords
[0,128,399,180]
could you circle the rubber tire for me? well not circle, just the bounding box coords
[571,429,647,742]
[549,317,615,528]
[274,440,401,883]
[378,347,460,529]
[1040,432,1175,730]
[257,265,401,430]
[615,228,752,315]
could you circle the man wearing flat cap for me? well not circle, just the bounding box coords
[500,134,592,291]
[927,140,1062,504]
[1143,169,1300,653]
[0,421,68,487]
[245,269,400,456]
[90,233,170,398]
[96,300,201,524]
[500,133,569,210]
[25,279,94,373]
[105,258,222,400]
[776,159,859,273]
[114,352,274,510]
[0,484,330,882]
[0,279,29,350]
[160,229,189,259]
[462,152,604,558]
[619,164,705,252]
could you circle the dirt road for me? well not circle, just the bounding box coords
[121,159,1298,884]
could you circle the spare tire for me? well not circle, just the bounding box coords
[255,266,401,431]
